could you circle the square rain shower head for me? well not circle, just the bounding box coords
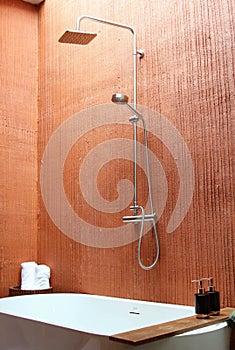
[58,30,97,45]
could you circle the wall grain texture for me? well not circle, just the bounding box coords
[0,0,38,296]
[37,0,235,306]
[1,0,234,307]
[37,0,234,306]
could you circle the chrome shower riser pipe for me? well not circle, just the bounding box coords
[133,121,138,213]
[76,15,140,210]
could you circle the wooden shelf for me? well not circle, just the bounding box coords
[109,307,234,346]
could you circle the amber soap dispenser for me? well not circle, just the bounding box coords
[192,279,210,319]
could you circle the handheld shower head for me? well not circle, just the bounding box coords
[58,30,97,45]
[111,93,129,104]
[111,93,145,123]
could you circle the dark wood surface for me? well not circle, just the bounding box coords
[110,307,234,346]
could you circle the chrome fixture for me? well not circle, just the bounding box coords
[112,94,159,270]
[59,15,144,109]
[121,213,157,223]
[59,16,159,270]
[112,93,144,122]
[112,93,143,213]
[111,93,129,105]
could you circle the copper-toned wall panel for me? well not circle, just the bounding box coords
[0,0,38,296]
[38,0,234,307]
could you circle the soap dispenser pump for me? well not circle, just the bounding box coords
[192,279,210,319]
[204,277,220,316]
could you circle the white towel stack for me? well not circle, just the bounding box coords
[21,262,37,290]
[21,262,51,290]
[34,264,50,290]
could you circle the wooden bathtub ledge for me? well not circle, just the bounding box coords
[109,307,234,346]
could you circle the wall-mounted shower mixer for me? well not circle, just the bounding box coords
[123,213,157,224]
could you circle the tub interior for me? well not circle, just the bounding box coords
[0,293,195,335]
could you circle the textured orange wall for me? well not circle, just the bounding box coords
[0,0,38,296]
[1,0,232,306]
[38,0,234,307]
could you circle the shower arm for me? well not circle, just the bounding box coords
[76,15,140,109]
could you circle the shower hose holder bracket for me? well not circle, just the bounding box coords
[136,49,144,59]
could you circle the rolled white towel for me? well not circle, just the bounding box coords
[34,264,50,290]
[21,262,37,290]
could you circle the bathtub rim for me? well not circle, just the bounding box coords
[0,293,231,342]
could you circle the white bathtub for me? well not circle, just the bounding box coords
[0,293,230,350]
